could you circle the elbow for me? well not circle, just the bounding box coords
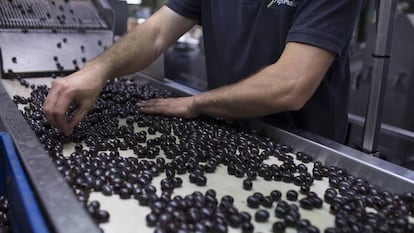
[139,20,166,56]
[285,97,307,112]
[267,92,307,113]
[153,28,166,56]
[271,81,309,112]
[284,85,309,111]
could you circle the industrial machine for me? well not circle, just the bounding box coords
[0,1,413,233]
[0,0,114,78]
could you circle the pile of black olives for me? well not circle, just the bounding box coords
[12,77,414,233]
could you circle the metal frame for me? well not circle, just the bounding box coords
[1,132,49,233]
[362,0,398,154]
[350,113,414,143]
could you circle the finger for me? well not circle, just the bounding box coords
[141,102,173,115]
[53,91,75,135]
[139,105,162,114]
[68,104,90,134]
[43,84,62,128]
[137,99,161,107]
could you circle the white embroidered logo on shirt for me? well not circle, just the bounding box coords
[267,0,299,8]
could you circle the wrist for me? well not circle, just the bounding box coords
[190,94,203,116]
[83,60,112,85]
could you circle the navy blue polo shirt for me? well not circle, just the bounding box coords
[166,0,362,143]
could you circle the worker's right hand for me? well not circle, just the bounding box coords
[43,64,107,136]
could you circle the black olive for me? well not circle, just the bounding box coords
[270,190,282,202]
[102,185,113,196]
[146,212,158,227]
[272,221,286,233]
[243,179,253,190]
[95,210,110,223]
[239,211,251,222]
[195,175,207,186]
[307,225,320,233]
[299,197,313,210]
[262,196,274,208]
[246,195,260,209]
[312,197,323,209]
[286,190,298,201]
[284,213,299,227]
[275,206,288,218]
[254,209,269,222]
[119,187,132,199]
[241,222,254,233]
[228,214,242,228]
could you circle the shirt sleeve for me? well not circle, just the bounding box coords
[287,0,363,55]
[165,0,201,23]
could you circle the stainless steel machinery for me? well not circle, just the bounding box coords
[0,1,413,233]
[0,0,114,77]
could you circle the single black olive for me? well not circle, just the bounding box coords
[299,197,313,210]
[239,211,251,222]
[312,197,323,209]
[275,206,288,218]
[246,195,260,209]
[195,175,207,186]
[95,210,110,223]
[254,209,269,222]
[262,196,274,208]
[286,190,298,201]
[284,213,299,227]
[272,221,286,233]
[146,212,158,227]
[243,178,253,190]
[241,222,254,233]
[102,185,113,196]
[270,190,282,202]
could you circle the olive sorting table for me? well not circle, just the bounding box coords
[0,74,413,233]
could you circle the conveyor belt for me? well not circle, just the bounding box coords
[0,75,413,233]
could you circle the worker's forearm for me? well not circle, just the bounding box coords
[85,6,196,83]
[87,22,163,81]
[192,66,298,119]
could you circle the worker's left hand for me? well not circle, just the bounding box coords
[137,96,200,118]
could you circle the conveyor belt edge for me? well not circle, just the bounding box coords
[1,132,49,233]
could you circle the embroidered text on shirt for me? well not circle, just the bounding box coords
[267,0,299,8]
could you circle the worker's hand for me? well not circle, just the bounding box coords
[43,66,106,135]
[137,97,200,118]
